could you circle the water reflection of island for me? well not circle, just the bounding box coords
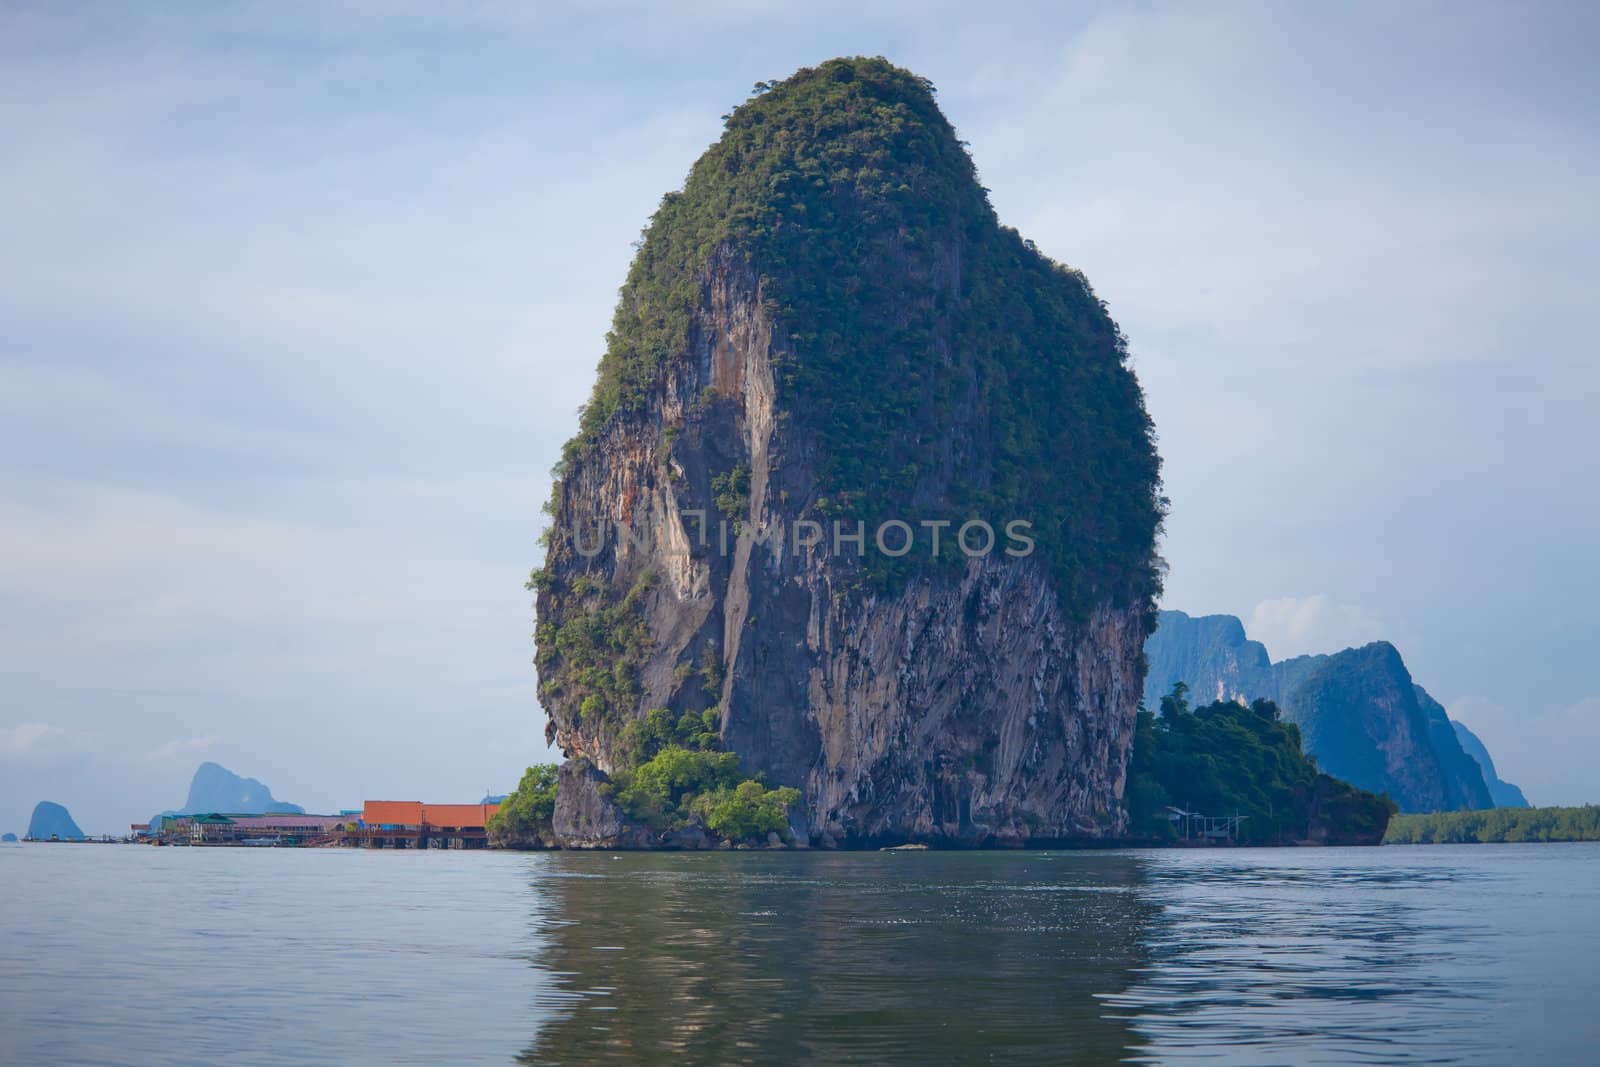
[517,851,1155,1065]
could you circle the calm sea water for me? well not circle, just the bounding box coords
[1,842,1595,1065]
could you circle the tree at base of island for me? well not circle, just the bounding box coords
[1127,684,1396,845]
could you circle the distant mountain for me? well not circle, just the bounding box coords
[1146,611,1506,813]
[1414,686,1500,811]
[1451,721,1530,807]
[2,832,18,842]
[27,801,84,840]
[183,762,303,814]
[1282,644,1492,813]
[481,794,509,804]
[1142,612,1274,705]
[148,762,305,827]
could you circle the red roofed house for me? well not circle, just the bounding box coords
[361,801,424,829]
[355,801,501,849]
[420,804,500,831]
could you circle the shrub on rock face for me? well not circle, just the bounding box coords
[618,707,722,765]
[695,780,803,841]
[607,746,801,842]
[609,747,740,829]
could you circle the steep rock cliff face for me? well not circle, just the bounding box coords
[1413,686,1496,811]
[1285,644,1470,814]
[533,59,1162,846]
[1142,610,1272,707]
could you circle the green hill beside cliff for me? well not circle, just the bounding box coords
[1144,610,1516,813]
[1128,685,1395,845]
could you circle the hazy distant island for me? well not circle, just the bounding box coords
[184,760,304,814]
[1449,720,1528,808]
[1,832,18,843]
[148,761,305,830]
[27,801,85,841]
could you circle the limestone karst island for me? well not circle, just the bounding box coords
[13,11,1600,1065]
[490,59,1412,852]
[523,58,1166,850]
[35,59,1572,857]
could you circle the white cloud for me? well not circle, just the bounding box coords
[0,476,539,694]
[1247,595,1386,660]
[1451,696,1600,808]
[0,723,62,757]
[0,722,97,761]
[145,735,221,763]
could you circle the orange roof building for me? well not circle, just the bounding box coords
[362,801,424,827]
[360,801,500,829]
[421,804,500,829]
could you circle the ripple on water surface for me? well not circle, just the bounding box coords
[2,842,1597,1065]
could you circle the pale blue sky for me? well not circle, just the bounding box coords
[3,2,1597,832]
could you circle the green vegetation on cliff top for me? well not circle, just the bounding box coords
[1128,685,1396,845]
[554,55,1163,613]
